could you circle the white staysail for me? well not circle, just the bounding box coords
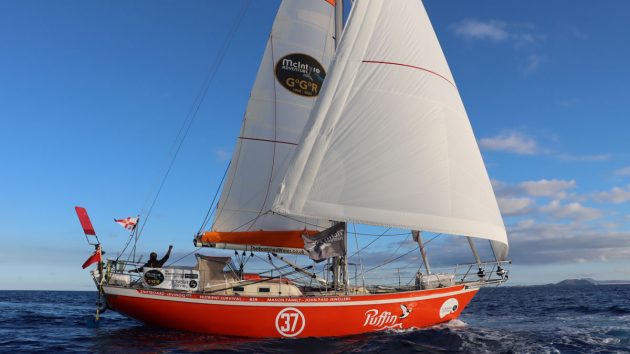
[273,0,508,259]
[212,0,336,233]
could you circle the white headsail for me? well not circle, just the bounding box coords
[212,0,336,233]
[273,0,508,259]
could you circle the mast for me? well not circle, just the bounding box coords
[333,0,350,292]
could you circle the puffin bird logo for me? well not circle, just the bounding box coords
[400,304,412,319]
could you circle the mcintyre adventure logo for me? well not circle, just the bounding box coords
[275,53,325,97]
[144,269,165,286]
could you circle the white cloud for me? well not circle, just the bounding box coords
[523,54,545,74]
[593,185,630,204]
[614,166,630,177]
[452,19,509,42]
[214,148,231,161]
[506,220,630,265]
[520,179,576,199]
[494,179,576,200]
[497,197,535,216]
[451,19,545,46]
[555,153,611,162]
[452,19,546,74]
[479,132,537,155]
[539,200,602,222]
[479,132,609,162]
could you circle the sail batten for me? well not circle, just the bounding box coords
[273,0,508,260]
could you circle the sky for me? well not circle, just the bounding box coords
[1,0,630,290]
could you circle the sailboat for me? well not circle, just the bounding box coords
[79,0,509,338]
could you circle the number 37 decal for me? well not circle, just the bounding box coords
[275,307,306,337]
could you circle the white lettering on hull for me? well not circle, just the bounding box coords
[363,309,398,327]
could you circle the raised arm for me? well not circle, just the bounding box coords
[158,245,173,267]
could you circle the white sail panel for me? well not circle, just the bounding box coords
[213,0,335,232]
[273,0,508,259]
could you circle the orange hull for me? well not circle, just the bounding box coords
[104,285,478,338]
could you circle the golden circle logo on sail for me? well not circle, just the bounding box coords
[275,53,326,97]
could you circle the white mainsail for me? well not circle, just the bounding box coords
[212,0,336,233]
[273,0,509,259]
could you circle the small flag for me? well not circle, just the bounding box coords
[302,222,346,262]
[114,216,139,231]
[82,249,102,269]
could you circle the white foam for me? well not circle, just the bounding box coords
[444,319,468,328]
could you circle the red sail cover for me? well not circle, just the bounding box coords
[200,230,320,249]
[75,206,96,235]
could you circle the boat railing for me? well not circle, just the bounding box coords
[336,260,511,290]
[97,258,510,294]
[91,259,180,288]
[239,260,511,292]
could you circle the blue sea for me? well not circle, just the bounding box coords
[1,286,629,353]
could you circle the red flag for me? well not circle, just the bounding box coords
[82,250,101,269]
[114,216,139,231]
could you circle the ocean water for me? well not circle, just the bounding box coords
[1,286,629,353]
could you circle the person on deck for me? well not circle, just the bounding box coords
[130,245,173,272]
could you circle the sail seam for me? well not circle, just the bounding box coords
[361,60,455,88]
[239,136,298,146]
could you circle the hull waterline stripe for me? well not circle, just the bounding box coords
[239,136,298,146]
[104,286,477,307]
[361,60,455,88]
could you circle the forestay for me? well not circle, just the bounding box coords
[273,0,508,259]
[212,0,336,233]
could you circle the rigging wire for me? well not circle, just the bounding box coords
[363,233,442,274]
[347,227,391,259]
[115,228,137,263]
[352,223,366,288]
[134,0,252,242]
[166,247,203,267]
[364,246,419,274]
[198,160,231,234]
[168,210,269,267]
[229,210,272,232]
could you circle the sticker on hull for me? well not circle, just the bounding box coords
[439,298,459,318]
[275,307,306,337]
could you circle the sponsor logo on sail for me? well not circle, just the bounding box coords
[275,307,306,337]
[275,53,326,97]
